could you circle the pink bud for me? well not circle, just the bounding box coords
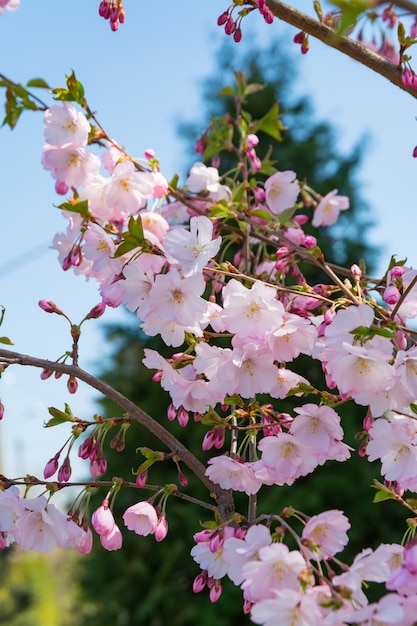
[383,284,401,305]
[78,437,93,460]
[413,146,417,158]
[402,68,413,88]
[0,402,4,420]
[100,524,123,550]
[155,516,168,542]
[351,264,362,281]
[247,134,259,148]
[67,376,78,394]
[262,7,274,24]
[217,10,229,26]
[209,580,222,603]
[40,368,53,380]
[202,430,215,451]
[177,407,189,427]
[55,180,69,195]
[390,265,404,279]
[84,302,106,320]
[136,471,148,487]
[58,456,72,482]
[38,300,62,314]
[167,403,177,421]
[92,502,115,535]
[98,0,110,18]
[177,466,188,487]
[193,571,207,593]
[110,18,119,31]
[144,148,155,159]
[303,235,317,249]
[44,454,59,478]
[224,16,235,35]
[233,27,242,43]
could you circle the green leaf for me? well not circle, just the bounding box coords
[0,336,13,345]
[26,78,50,89]
[168,173,179,190]
[371,479,398,503]
[218,86,236,97]
[57,199,90,219]
[66,70,86,105]
[329,0,370,35]
[250,208,272,222]
[128,215,144,241]
[258,102,285,142]
[113,240,142,258]
[45,405,77,427]
[209,204,231,219]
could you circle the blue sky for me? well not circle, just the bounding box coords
[0,0,417,480]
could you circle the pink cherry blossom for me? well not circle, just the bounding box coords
[254,433,319,486]
[92,502,116,536]
[223,524,272,584]
[301,509,350,560]
[186,162,220,193]
[100,524,123,551]
[42,144,100,187]
[44,102,90,147]
[311,189,349,227]
[16,496,71,552]
[163,215,222,277]
[205,455,262,495]
[264,170,300,215]
[241,542,306,603]
[251,589,322,626]
[123,501,158,536]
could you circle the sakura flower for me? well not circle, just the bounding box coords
[100,523,123,551]
[230,340,278,398]
[42,144,100,187]
[254,433,318,486]
[264,170,300,215]
[140,211,170,243]
[241,542,306,603]
[223,524,272,585]
[104,160,154,217]
[267,311,317,362]
[120,253,166,318]
[311,189,349,227]
[205,455,262,495]
[269,368,310,400]
[123,501,158,536]
[251,589,322,626]
[366,418,417,487]
[91,502,115,536]
[163,215,221,277]
[191,527,235,580]
[186,161,220,193]
[221,279,285,339]
[146,268,207,327]
[290,404,351,464]
[44,102,90,147]
[301,510,350,560]
[16,496,71,552]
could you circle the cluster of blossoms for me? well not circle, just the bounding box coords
[3,75,417,626]
[98,0,125,31]
[0,0,19,14]
[90,497,167,551]
[189,516,417,625]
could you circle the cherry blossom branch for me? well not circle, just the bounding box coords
[265,0,417,98]
[0,476,217,512]
[0,348,235,521]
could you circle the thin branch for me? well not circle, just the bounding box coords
[266,0,417,99]
[0,348,235,521]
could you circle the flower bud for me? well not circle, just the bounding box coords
[38,300,62,314]
[155,516,168,542]
[350,263,362,281]
[383,284,401,306]
[58,455,72,482]
[67,375,78,394]
[44,454,59,479]
[84,302,106,320]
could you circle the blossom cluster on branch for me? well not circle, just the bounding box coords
[3,3,417,625]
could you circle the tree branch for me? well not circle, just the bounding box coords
[266,0,417,99]
[0,348,235,521]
